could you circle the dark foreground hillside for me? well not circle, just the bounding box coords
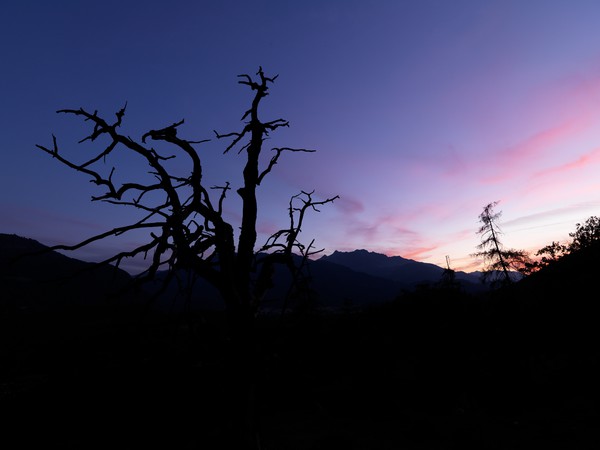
[2,236,599,449]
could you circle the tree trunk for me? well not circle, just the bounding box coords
[221,301,261,450]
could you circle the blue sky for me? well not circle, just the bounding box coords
[3,0,600,274]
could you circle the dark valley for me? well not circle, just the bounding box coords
[1,233,599,449]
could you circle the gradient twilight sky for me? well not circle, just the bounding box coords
[2,0,600,275]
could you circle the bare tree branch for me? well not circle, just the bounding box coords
[34,68,338,450]
[257,147,316,185]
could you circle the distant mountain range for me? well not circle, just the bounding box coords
[319,248,488,289]
[0,233,138,313]
[131,249,498,312]
[1,233,496,313]
[257,249,493,310]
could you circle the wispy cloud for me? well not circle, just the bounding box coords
[1,204,106,239]
[534,146,600,179]
[504,202,600,231]
[334,195,364,214]
[480,116,592,184]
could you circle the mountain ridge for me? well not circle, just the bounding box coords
[1,233,491,311]
[0,233,139,312]
[318,248,482,284]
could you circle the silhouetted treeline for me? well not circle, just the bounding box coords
[2,237,600,449]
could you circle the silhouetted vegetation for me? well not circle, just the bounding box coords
[3,225,600,449]
[472,201,531,285]
[32,68,337,449]
[526,215,600,274]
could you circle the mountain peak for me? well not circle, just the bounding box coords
[323,249,409,266]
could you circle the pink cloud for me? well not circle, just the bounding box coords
[397,244,440,262]
[392,225,476,264]
[343,220,385,244]
[1,204,107,240]
[504,203,600,231]
[454,257,482,273]
[534,146,600,179]
[391,115,592,189]
[435,70,600,188]
[333,210,432,256]
[256,220,280,237]
[480,116,592,184]
[507,144,600,208]
[333,195,364,214]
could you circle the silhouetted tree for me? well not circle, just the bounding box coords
[437,255,460,291]
[471,201,529,286]
[568,215,600,252]
[36,67,338,449]
[528,240,569,272]
[526,216,600,272]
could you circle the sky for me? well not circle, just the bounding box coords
[2,0,600,275]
